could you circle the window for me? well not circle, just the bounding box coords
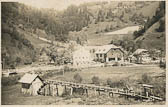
[109,58,115,61]
[22,83,30,89]
[100,54,102,57]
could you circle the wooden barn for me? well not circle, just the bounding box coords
[19,73,44,95]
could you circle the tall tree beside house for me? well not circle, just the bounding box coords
[76,37,81,45]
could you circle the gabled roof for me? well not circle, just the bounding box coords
[19,73,39,84]
[95,44,120,54]
[142,84,153,88]
[133,49,148,55]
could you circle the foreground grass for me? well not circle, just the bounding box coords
[2,84,165,105]
[1,65,165,105]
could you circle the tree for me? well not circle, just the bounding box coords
[73,73,82,83]
[156,19,165,32]
[16,57,21,64]
[141,73,151,84]
[92,76,100,85]
[104,25,110,32]
[76,37,81,45]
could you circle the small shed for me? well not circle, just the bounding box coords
[142,84,154,97]
[19,73,44,95]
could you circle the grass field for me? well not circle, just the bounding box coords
[1,65,165,105]
[51,65,164,84]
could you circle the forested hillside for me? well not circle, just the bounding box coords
[1,2,92,68]
[134,1,165,53]
[1,1,165,68]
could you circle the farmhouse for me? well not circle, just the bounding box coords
[73,44,125,67]
[95,44,124,63]
[132,49,152,64]
[19,73,44,95]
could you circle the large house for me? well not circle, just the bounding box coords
[73,47,95,67]
[73,44,125,67]
[95,45,124,63]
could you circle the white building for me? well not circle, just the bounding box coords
[73,44,125,67]
[73,47,95,68]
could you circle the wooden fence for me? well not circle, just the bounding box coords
[36,79,163,102]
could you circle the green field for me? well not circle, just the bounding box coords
[1,65,165,105]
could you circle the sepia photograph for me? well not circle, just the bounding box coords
[1,0,166,105]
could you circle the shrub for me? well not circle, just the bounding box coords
[2,75,20,86]
[152,78,166,100]
[107,79,125,88]
[160,61,166,69]
[73,73,82,83]
[107,78,113,86]
[92,76,100,85]
[141,73,151,84]
[64,66,70,72]
[113,62,119,66]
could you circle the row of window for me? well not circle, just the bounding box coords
[74,57,90,59]
[96,54,107,57]
[75,61,93,65]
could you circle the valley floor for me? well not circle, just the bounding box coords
[1,65,165,105]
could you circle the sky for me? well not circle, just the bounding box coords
[18,0,113,10]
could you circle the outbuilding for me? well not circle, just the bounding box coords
[133,49,152,64]
[19,73,44,95]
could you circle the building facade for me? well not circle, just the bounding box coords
[95,45,124,63]
[132,49,152,64]
[73,47,94,67]
[73,44,125,67]
[19,73,44,95]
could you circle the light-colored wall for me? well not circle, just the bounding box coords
[32,77,43,95]
[73,48,94,67]
[106,48,124,59]
[21,77,43,95]
[96,48,124,62]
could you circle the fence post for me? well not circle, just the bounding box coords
[86,89,88,97]
[94,89,97,96]
[70,87,73,95]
